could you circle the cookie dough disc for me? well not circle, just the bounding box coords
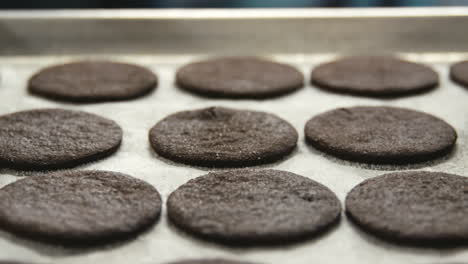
[0,170,162,245]
[346,171,468,245]
[168,259,256,264]
[311,56,438,96]
[29,61,157,102]
[304,106,456,164]
[176,57,304,98]
[167,169,341,245]
[149,107,298,167]
[450,60,468,88]
[0,108,122,170]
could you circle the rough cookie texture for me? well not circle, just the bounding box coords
[0,108,122,170]
[29,61,157,102]
[149,107,298,167]
[176,57,304,98]
[305,106,456,164]
[311,56,438,96]
[450,60,468,88]
[167,259,256,264]
[167,169,341,245]
[346,171,468,246]
[0,170,162,246]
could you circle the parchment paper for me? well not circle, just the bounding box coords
[0,53,467,264]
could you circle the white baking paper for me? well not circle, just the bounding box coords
[0,53,467,264]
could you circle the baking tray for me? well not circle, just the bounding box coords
[0,8,468,264]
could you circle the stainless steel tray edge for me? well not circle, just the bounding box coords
[1,8,468,55]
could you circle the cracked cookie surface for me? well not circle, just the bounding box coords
[149,107,298,167]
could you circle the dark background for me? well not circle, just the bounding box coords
[1,0,468,9]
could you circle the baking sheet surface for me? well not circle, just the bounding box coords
[0,53,467,264]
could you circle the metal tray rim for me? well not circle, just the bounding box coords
[0,7,467,20]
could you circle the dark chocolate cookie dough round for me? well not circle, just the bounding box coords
[311,56,438,96]
[168,259,256,264]
[0,170,162,245]
[0,108,122,170]
[149,107,298,167]
[29,61,157,102]
[176,57,304,98]
[346,171,468,245]
[304,106,456,164]
[450,60,468,88]
[167,169,341,245]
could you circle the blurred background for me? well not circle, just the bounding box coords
[1,0,468,9]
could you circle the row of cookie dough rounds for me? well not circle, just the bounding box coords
[0,169,467,254]
[0,107,459,258]
[0,108,464,247]
[0,105,457,170]
[27,56,468,102]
